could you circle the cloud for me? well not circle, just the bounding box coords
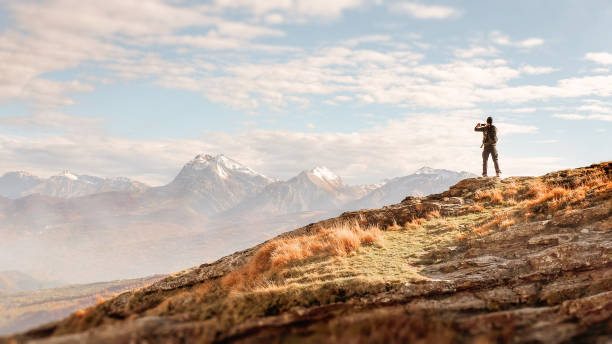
[490,31,544,48]
[213,0,372,20]
[552,113,612,122]
[344,34,393,47]
[390,2,461,19]
[585,52,612,65]
[145,39,612,111]
[531,139,559,144]
[577,99,612,114]
[477,74,612,104]
[0,112,104,134]
[495,107,537,113]
[520,65,557,75]
[454,45,499,59]
[0,0,292,108]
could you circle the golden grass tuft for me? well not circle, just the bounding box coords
[222,221,383,290]
[521,183,589,214]
[455,232,467,241]
[503,182,519,198]
[386,220,403,231]
[426,210,441,220]
[473,213,515,235]
[475,189,504,204]
[469,204,484,212]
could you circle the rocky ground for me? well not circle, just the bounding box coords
[3,162,611,344]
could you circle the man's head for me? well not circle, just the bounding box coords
[486,116,493,124]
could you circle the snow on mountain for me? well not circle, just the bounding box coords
[0,171,149,199]
[345,167,477,211]
[154,154,273,214]
[310,166,342,185]
[414,166,436,175]
[223,166,363,218]
[57,170,78,181]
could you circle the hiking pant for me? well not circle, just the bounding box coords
[482,144,500,176]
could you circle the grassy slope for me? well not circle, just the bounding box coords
[5,162,612,343]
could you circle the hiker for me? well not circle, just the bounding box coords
[475,116,501,177]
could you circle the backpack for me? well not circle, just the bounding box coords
[483,125,498,145]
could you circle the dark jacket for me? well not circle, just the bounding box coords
[475,124,498,146]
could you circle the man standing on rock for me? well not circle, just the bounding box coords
[475,116,501,177]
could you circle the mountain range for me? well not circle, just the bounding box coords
[0,154,475,285]
[0,171,148,199]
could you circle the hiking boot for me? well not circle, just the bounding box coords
[496,171,502,177]
[482,174,488,178]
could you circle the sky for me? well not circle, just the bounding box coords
[0,0,611,186]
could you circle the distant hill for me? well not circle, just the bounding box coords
[0,271,61,293]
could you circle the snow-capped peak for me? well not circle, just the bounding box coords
[309,166,342,184]
[57,170,79,180]
[414,167,436,175]
[2,171,35,178]
[185,154,267,180]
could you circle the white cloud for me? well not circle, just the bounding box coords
[146,41,612,111]
[264,13,285,25]
[0,0,292,107]
[344,34,393,47]
[585,52,612,65]
[490,31,544,48]
[577,99,612,114]
[390,2,461,19]
[333,95,354,102]
[520,65,557,75]
[496,107,537,113]
[0,112,104,134]
[531,139,559,144]
[592,67,610,74]
[213,0,371,20]
[552,113,612,122]
[454,45,499,59]
[478,75,612,104]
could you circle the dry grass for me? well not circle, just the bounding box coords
[455,232,467,241]
[473,214,515,235]
[469,204,484,212]
[386,220,403,231]
[475,189,504,204]
[404,217,426,230]
[469,171,610,235]
[223,221,383,290]
[426,210,441,220]
[521,182,588,214]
